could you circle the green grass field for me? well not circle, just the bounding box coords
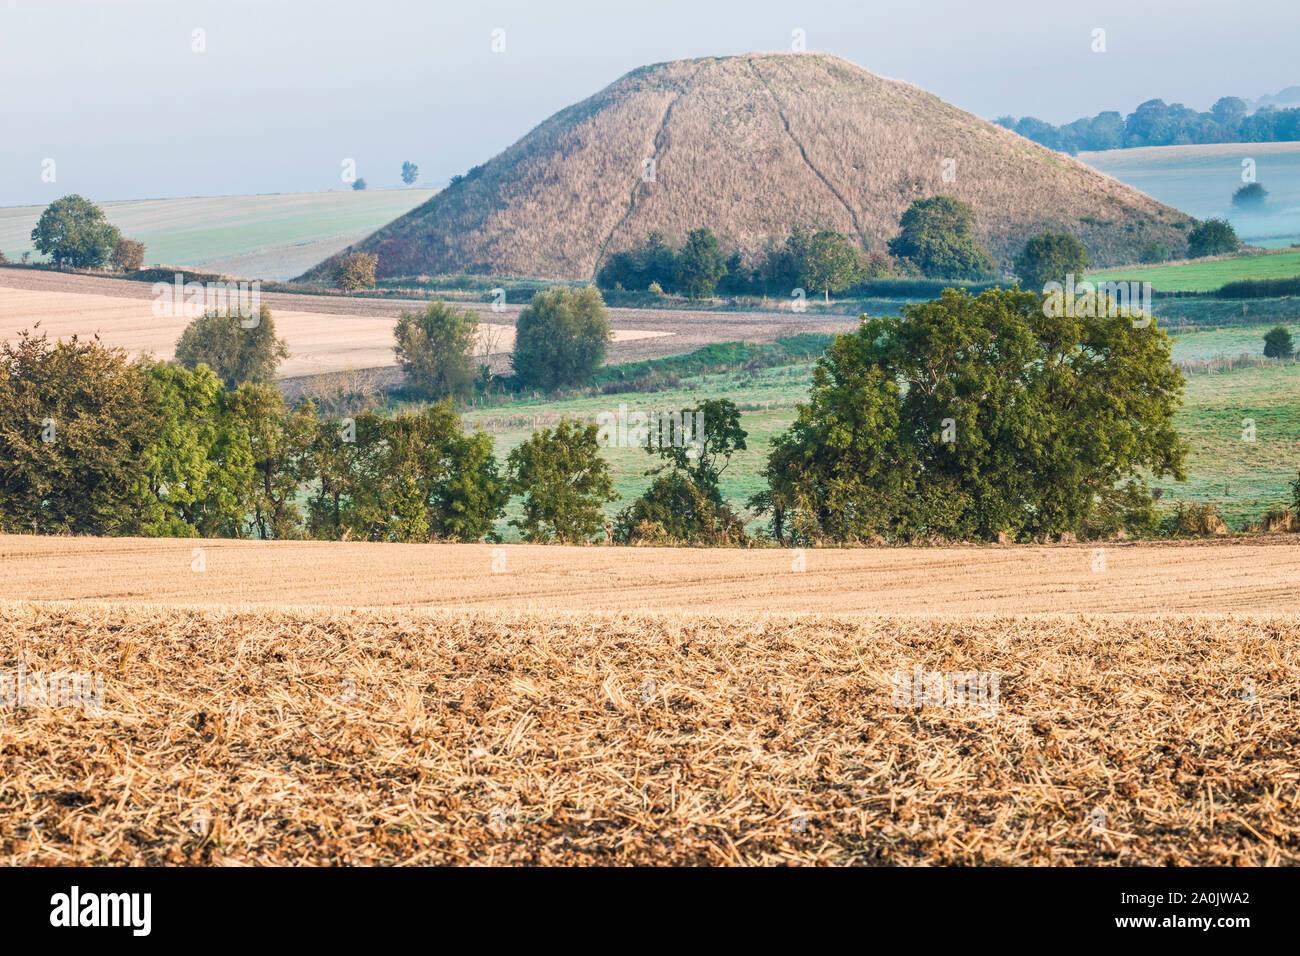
[0,189,436,281]
[1090,248,1300,293]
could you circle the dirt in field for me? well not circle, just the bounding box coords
[1,534,1298,614]
[0,266,862,375]
[1,604,1295,865]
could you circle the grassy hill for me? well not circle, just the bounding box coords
[303,53,1194,283]
[0,189,435,281]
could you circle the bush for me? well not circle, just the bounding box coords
[506,418,617,542]
[110,237,145,272]
[1187,219,1239,257]
[174,305,289,389]
[1161,501,1228,536]
[1263,325,1295,359]
[333,251,378,292]
[1013,232,1089,291]
[0,330,157,534]
[1216,276,1300,298]
[393,299,478,401]
[30,195,121,269]
[888,196,996,280]
[512,286,611,390]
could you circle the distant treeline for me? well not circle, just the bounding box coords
[995,98,1300,153]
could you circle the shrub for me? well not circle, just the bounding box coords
[1013,232,1089,291]
[110,237,145,272]
[174,305,289,389]
[1161,501,1228,536]
[1231,182,1268,208]
[1263,325,1295,359]
[393,298,478,401]
[1187,219,1238,257]
[333,251,378,292]
[512,286,611,390]
[888,196,996,280]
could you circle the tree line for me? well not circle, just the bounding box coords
[8,282,1276,546]
[996,98,1300,154]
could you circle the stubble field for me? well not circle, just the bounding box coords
[2,602,1297,865]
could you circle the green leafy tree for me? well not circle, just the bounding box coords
[228,384,318,539]
[1139,241,1169,264]
[351,178,367,191]
[801,230,863,302]
[30,195,121,269]
[752,288,1188,543]
[174,305,289,389]
[0,331,157,534]
[307,403,506,542]
[615,399,748,545]
[401,161,419,186]
[888,196,996,279]
[1014,232,1089,291]
[506,418,617,542]
[1188,218,1239,257]
[393,298,478,401]
[132,361,255,537]
[1263,325,1295,359]
[675,228,727,298]
[512,286,611,390]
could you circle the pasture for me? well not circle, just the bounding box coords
[1089,247,1300,293]
[0,189,436,281]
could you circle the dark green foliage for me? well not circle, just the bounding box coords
[228,384,319,539]
[393,298,478,401]
[1216,276,1300,298]
[596,230,679,292]
[0,331,157,535]
[1187,219,1239,258]
[512,286,611,390]
[506,418,617,542]
[615,398,748,545]
[1139,241,1169,264]
[1014,232,1089,291]
[1263,325,1295,359]
[30,195,121,269]
[999,98,1300,154]
[752,288,1188,543]
[174,305,289,389]
[675,228,728,298]
[307,403,506,543]
[887,196,996,279]
[1231,182,1268,208]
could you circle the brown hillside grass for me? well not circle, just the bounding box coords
[306,53,1193,282]
[2,603,1296,866]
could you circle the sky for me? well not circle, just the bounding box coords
[2,0,1297,207]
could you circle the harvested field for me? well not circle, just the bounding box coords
[1,603,1296,865]
[1,534,1298,614]
[0,266,862,374]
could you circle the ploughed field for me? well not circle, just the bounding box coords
[1,602,1296,865]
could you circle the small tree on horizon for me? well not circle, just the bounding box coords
[801,230,863,302]
[30,195,121,269]
[401,161,419,186]
[351,178,367,191]
[1231,182,1268,209]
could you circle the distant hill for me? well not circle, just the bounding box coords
[303,53,1193,282]
[1254,86,1300,111]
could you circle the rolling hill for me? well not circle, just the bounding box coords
[303,53,1195,282]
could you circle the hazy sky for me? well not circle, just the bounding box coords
[3,0,1296,206]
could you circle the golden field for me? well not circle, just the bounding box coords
[1,603,1296,865]
[1,533,1298,614]
[2,536,1297,865]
